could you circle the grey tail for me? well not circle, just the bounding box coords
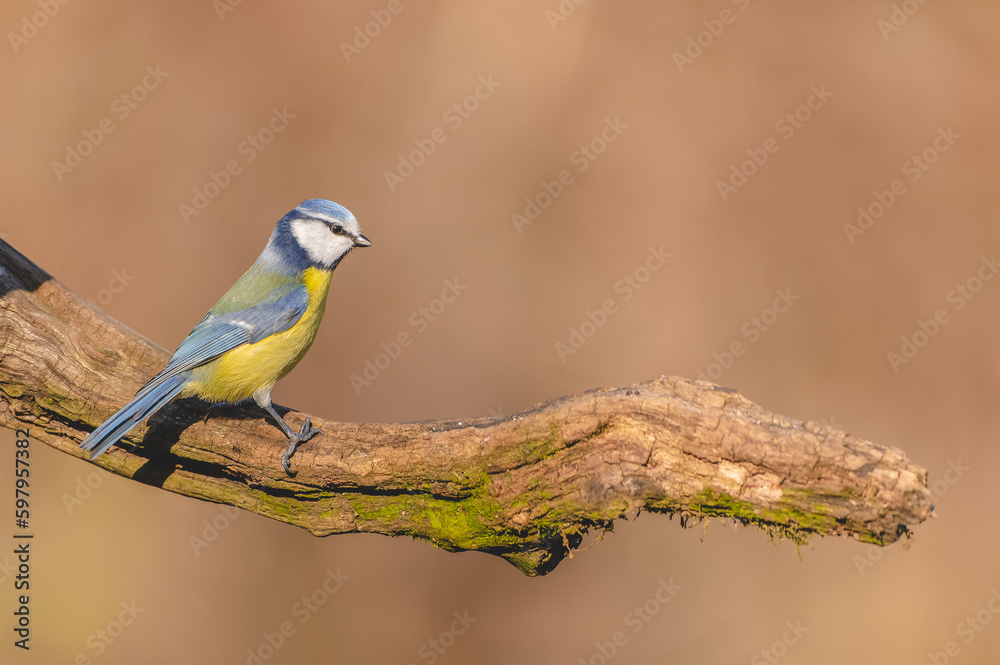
[79,375,187,459]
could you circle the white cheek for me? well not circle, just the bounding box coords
[291,220,352,266]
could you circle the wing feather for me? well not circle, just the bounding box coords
[145,284,310,384]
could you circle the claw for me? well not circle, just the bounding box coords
[281,446,298,476]
[279,418,322,476]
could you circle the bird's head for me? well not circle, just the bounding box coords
[274,199,372,270]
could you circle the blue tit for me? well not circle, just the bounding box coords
[80,198,372,475]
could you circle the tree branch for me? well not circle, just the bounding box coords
[0,240,932,575]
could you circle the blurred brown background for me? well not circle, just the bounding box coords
[2,1,999,663]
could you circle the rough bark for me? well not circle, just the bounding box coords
[0,240,932,575]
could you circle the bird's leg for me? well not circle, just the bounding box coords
[260,403,322,476]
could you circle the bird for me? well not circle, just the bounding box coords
[79,198,371,475]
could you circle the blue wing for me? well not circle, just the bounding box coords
[152,284,310,383]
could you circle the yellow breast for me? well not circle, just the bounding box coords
[183,267,333,405]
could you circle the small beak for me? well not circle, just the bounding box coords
[352,233,372,248]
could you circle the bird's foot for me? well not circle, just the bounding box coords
[280,418,322,477]
[202,403,221,424]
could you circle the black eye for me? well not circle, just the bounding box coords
[330,224,345,235]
